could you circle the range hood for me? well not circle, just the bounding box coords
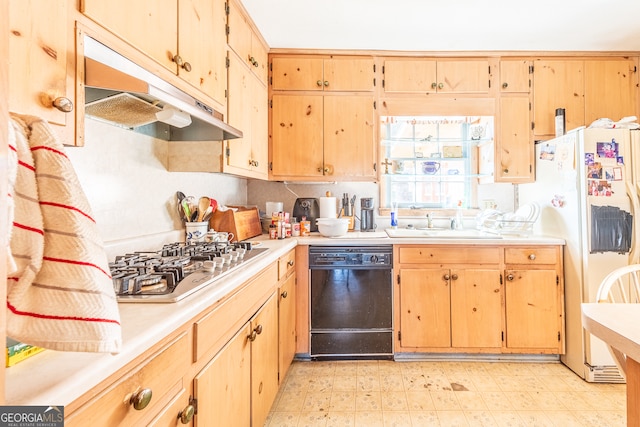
[83,36,242,141]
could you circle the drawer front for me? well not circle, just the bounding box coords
[398,246,500,265]
[148,387,193,426]
[278,249,296,281]
[67,333,189,427]
[505,247,558,265]
[194,263,277,361]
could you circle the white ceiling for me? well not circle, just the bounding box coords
[241,0,640,52]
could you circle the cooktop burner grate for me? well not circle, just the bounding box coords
[110,241,268,303]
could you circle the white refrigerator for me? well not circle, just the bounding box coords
[519,127,640,383]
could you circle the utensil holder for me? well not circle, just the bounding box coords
[186,221,209,244]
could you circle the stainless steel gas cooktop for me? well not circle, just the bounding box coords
[110,241,269,303]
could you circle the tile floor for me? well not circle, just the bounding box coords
[265,360,626,427]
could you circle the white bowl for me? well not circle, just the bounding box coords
[316,218,350,237]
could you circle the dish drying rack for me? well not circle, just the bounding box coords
[476,203,540,236]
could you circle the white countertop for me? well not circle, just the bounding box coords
[5,237,296,407]
[6,232,564,407]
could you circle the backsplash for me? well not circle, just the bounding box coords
[247,180,515,230]
[66,118,515,258]
[66,118,248,258]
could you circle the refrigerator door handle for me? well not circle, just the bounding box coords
[626,181,640,264]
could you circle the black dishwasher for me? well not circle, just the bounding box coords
[309,245,393,359]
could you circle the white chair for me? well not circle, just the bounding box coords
[595,264,640,380]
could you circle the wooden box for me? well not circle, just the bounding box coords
[209,206,262,242]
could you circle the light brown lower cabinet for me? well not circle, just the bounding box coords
[395,245,564,354]
[65,257,294,427]
[194,294,279,427]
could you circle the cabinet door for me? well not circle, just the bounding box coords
[278,273,296,384]
[497,97,533,183]
[178,0,227,104]
[270,94,324,177]
[399,268,451,348]
[194,323,251,427]
[251,294,279,427]
[250,77,269,177]
[227,53,253,172]
[383,59,437,93]
[271,57,324,91]
[323,95,375,178]
[585,59,638,126]
[500,60,531,93]
[228,0,267,82]
[436,60,490,93]
[505,269,561,350]
[81,0,178,72]
[323,58,374,92]
[533,60,584,137]
[9,0,73,141]
[451,269,502,348]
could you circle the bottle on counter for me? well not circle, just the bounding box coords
[291,218,300,237]
[390,202,398,229]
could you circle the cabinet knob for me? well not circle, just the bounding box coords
[323,166,332,174]
[451,273,459,281]
[178,402,195,424]
[317,80,323,87]
[172,54,184,66]
[324,80,329,87]
[502,82,509,89]
[281,290,288,299]
[503,168,509,174]
[255,324,263,335]
[431,82,437,89]
[528,254,536,260]
[52,97,73,113]
[438,82,444,89]
[248,330,257,342]
[506,274,515,281]
[287,259,294,267]
[182,61,192,72]
[129,387,153,410]
[443,273,450,281]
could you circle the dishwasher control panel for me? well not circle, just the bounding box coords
[309,245,392,268]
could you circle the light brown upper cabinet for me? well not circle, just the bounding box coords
[497,59,533,182]
[500,59,532,93]
[532,60,584,138]
[584,59,638,126]
[9,0,75,145]
[270,94,375,180]
[383,59,491,93]
[81,0,228,106]
[226,53,269,179]
[271,56,375,92]
[228,0,268,83]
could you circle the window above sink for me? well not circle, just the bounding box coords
[379,115,494,210]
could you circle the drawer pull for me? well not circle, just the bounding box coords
[528,254,536,261]
[287,259,295,267]
[129,387,153,410]
[178,403,195,424]
[281,290,288,299]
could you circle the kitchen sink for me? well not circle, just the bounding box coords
[385,228,502,239]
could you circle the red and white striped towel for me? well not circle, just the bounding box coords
[7,114,121,353]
